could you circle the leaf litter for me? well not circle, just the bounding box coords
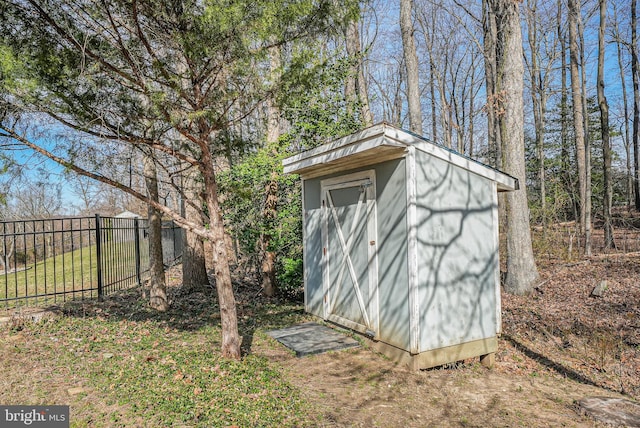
[0,253,638,426]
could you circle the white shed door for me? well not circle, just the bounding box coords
[321,170,378,337]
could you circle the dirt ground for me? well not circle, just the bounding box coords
[254,253,640,427]
[259,343,609,427]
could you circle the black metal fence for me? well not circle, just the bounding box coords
[0,215,182,308]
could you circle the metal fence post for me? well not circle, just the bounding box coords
[95,214,104,299]
[134,218,141,287]
[172,221,178,261]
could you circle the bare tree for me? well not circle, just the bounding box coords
[579,4,593,257]
[180,169,209,293]
[558,0,573,219]
[568,0,589,255]
[143,150,168,311]
[400,0,423,134]
[598,0,614,249]
[612,3,633,208]
[345,14,374,126]
[368,55,404,125]
[524,0,559,224]
[483,0,502,168]
[633,0,640,211]
[484,0,540,295]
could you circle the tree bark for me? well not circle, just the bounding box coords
[632,0,640,211]
[181,169,209,292]
[346,18,373,126]
[558,0,575,221]
[429,52,438,141]
[420,6,438,142]
[201,145,240,359]
[483,0,502,169]
[400,0,423,135]
[598,0,615,249]
[526,0,547,221]
[261,176,277,297]
[485,0,540,295]
[568,0,587,244]
[0,239,15,273]
[579,12,592,257]
[143,151,168,311]
[613,4,633,209]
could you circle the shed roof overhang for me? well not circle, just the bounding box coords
[283,123,518,192]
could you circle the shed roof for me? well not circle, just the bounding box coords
[282,123,517,192]
[115,210,141,218]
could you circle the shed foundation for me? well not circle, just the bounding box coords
[365,335,497,370]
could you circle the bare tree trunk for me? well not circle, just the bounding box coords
[485,0,539,295]
[415,7,440,141]
[440,74,452,148]
[526,0,546,221]
[633,0,640,211]
[0,239,15,272]
[344,20,355,118]
[201,146,240,359]
[468,57,477,157]
[598,0,615,249]
[580,12,592,257]
[483,0,502,169]
[400,0,422,135]
[356,56,373,126]
[613,4,633,209]
[346,18,373,126]
[181,169,209,292]
[568,0,587,243]
[394,63,404,125]
[558,0,575,223]
[143,151,168,311]
[429,55,437,141]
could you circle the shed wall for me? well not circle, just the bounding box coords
[302,159,410,349]
[414,151,499,353]
[303,180,323,318]
[374,159,410,350]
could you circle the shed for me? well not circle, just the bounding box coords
[114,210,141,219]
[112,211,141,243]
[282,123,517,369]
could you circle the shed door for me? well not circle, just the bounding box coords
[321,170,378,337]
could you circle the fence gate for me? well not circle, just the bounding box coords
[321,170,379,338]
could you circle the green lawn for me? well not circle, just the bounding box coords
[0,287,316,427]
[0,241,145,306]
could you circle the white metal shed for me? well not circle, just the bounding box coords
[283,123,517,369]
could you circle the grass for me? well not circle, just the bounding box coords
[0,241,145,305]
[0,286,316,427]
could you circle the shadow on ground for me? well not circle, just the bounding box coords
[59,282,308,358]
